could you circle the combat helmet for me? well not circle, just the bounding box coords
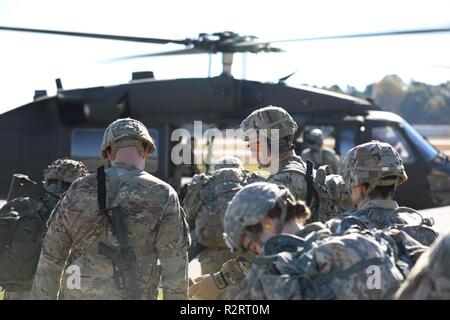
[43,158,88,195]
[223,182,294,252]
[211,155,243,172]
[304,128,324,149]
[239,106,298,147]
[341,140,408,196]
[101,118,155,160]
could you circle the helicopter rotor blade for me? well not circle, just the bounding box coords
[234,26,450,49]
[105,48,208,62]
[0,25,190,45]
[270,27,450,43]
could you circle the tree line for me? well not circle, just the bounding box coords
[323,75,450,124]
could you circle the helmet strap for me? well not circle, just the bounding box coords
[275,195,289,234]
[244,230,265,253]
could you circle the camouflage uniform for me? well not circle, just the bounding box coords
[327,141,437,243]
[395,232,450,299]
[189,107,351,299]
[222,182,403,300]
[240,106,351,223]
[326,141,438,275]
[301,128,341,174]
[184,156,264,275]
[267,153,308,201]
[4,159,88,300]
[31,118,190,300]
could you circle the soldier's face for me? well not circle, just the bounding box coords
[241,234,262,255]
[45,179,72,196]
[311,143,321,152]
[248,142,272,168]
[350,185,365,206]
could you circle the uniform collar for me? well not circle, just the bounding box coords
[279,152,302,170]
[111,162,140,171]
[361,199,399,211]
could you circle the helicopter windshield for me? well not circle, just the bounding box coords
[402,122,439,162]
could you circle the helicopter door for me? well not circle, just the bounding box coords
[369,123,432,209]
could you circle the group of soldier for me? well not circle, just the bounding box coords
[0,105,448,300]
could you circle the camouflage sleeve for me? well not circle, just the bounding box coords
[31,182,84,299]
[268,171,307,201]
[182,174,205,228]
[156,188,190,300]
[395,232,450,300]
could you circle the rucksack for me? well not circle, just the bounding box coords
[184,168,262,249]
[279,160,354,222]
[0,195,57,290]
[329,206,438,277]
[242,223,404,300]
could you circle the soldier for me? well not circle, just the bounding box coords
[327,141,437,243]
[239,106,306,199]
[301,128,341,174]
[188,106,351,299]
[191,182,404,300]
[184,155,264,276]
[31,118,190,300]
[326,141,438,275]
[239,105,350,223]
[1,159,88,300]
[395,232,450,300]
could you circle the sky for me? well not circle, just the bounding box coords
[0,0,449,113]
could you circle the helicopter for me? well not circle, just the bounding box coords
[0,25,449,209]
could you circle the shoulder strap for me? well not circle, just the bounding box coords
[263,234,305,256]
[97,166,114,229]
[97,166,107,212]
[305,160,314,207]
[392,206,434,227]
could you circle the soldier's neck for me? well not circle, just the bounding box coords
[280,149,295,161]
[111,150,145,170]
[357,195,387,210]
[282,220,302,234]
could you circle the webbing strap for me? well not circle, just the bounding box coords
[305,160,314,207]
[97,166,107,212]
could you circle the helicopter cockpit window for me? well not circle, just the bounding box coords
[71,128,159,172]
[71,129,104,159]
[340,128,356,157]
[372,125,415,164]
[402,122,438,162]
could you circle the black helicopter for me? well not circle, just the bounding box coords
[0,26,449,209]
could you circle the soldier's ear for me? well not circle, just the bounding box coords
[136,141,150,159]
[106,149,115,161]
[360,184,366,195]
[261,217,275,232]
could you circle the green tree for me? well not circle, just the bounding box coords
[372,75,405,113]
[398,83,431,124]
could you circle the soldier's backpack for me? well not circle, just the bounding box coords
[329,206,438,277]
[184,168,263,249]
[0,196,56,290]
[280,159,354,222]
[243,222,404,300]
